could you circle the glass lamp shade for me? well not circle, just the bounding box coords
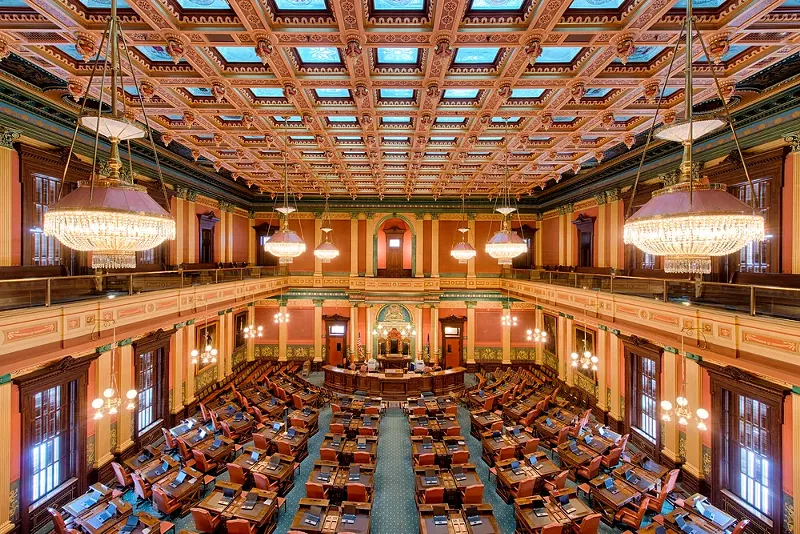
[654,118,726,144]
[126,389,137,400]
[80,115,147,141]
[450,241,477,263]
[486,221,527,265]
[623,182,764,274]
[696,408,709,420]
[314,240,340,263]
[264,221,306,265]
[661,400,673,411]
[43,181,176,269]
[91,398,104,409]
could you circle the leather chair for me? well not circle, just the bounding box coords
[543,470,569,493]
[251,407,265,426]
[647,469,680,513]
[416,453,435,467]
[510,478,535,500]
[412,426,429,436]
[420,487,444,504]
[131,473,152,502]
[523,437,541,455]
[549,427,570,449]
[412,407,427,416]
[576,455,603,481]
[111,461,132,488]
[177,438,194,464]
[353,451,372,464]
[330,423,346,434]
[358,427,376,436]
[541,523,564,534]
[47,507,80,534]
[162,428,179,452]
[292,394,304,410]
[615,497,650,529]
[571,513,601,534]
[227,519,257,534]
[276,441,293,456]
[445,406,458,416]
[445,426,461,436]
[731,519,751,534]
[305,481,328,499]
[226,463,247,485]
[252,472,279,492]
[451,451,470,465]
[462,483,484,504]
[320,448,338,462]
[152,487,181,516]
[490,421,504,432]
[192,449,219,474]
[601,447,622,470]
[496,446,516,462]
[331,404,342,414]
[220,421,242,442]
[191,507,222,533]
[252,433,270,451]
[347,482,369,503]
[199,403,210,422]
[365,406,380,415]
[482,397,494,412]
[290,417,305,429]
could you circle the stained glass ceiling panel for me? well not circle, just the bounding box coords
[376,48,419,63]
[435,116,466,123]
[584,88,612,98]
[186,87,213,97]
[469,0,525,9]
[76,0,131,7]
[379,89,414,99]
[674,0,726,7]
[251,88,285,97]
[274,0,327,9]
[535,47,583,63]
[137,46,180,62]
[0,0,33,6]
[56,44,104,61]
[430,136,457,141]
[697,44,749,63]
[373,0,424,9]
[383,136,409,141]
[175,0,230,9]
[453,47,500,64]
[442,89,480,99]
[315,88,350,98]
[382,116,412,123]
[511,88,545,98]
[273,115,302,122]
[492,116,520,122]
[216,47,262,63]
[328,116,357,122]
[220,115,242,121]
[296,47,342,63]
[613,46,664,63]
[568,0,624,8]
[165,114,184,120]
[553,116,576,122]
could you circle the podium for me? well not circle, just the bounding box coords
[377,354,412,370]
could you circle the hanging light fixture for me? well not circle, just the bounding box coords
[571,306,599,371]
[191,303,218,365]
[273,285,289,324]
[92,321,137,419]
[43,0,175,270]
[314,195,340,263]
[264,117,306,264]
[451,196,476,263]
[661,326,709,430]
[241,289,263,339]
[622,2,764,274]
[526,298,548,342]
[486,118,528,265]
[501,313,518,327]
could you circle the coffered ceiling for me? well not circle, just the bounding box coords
[0,0,799,202]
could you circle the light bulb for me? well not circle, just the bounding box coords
[696,408,709,420]
[571,352,578,360]
[108,407,118,415]
[94,412,103,420]
[591,356,599,363]
[205,344,212,352]
[678,416,688,426]
[92,398,104,409]
[541,332,547,337]
[572,361,578,368]
[591,364,598,371]
[697,421,707,431]
[192,357,198,365]
[211,348,218,356]
[257,326,263,332]
[661,400,673,411]
[582,362,589,369]
[126,389,137,400]
[191,349,199,357]
[584,351,591,358]
[677,396,688,407]
[662,414,671,422]
[212,357,217,363]
[126,402,136,411]
[526,329,532,335]
[412,330,416,336]
[103,388,115,398]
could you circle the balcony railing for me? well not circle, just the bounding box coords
[504,269,800,322]
[0,266,281,312]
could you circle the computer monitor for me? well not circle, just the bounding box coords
[223,488,235,498]
[211,438,222,449]
[272,422,281,432]
[174,470,187,484]
[512,427,521,436]
[604,478,615,490]
[510,460,520,471]
[558,494,570,505]
[250,451,260,462]
[584,434,593,444]
[287,428,296,438]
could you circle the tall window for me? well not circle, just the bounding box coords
[736,396,770,513]
[636,357,658,441]
[641,253,656,270]
[734,180,769,273]
[31,174,62,267]
[624,341,662,460]
[137,351,156,433]
[133,331,171,446]
[31,386,65,501]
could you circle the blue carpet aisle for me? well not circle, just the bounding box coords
[371,407,419,533]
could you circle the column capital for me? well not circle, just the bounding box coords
[218,200,236,213]
[785,134,800,152]
[605,188,620,203]
[175,185,188,199]
[248,209,256,219]
[0,128,20,149]
[312,298,325,307]
[186,189,199,202]
[593,193,607,206]
[465,301,477,309]
[430,212,439,220]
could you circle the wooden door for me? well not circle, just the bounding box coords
[323,315,348,366]
[440,315,466,369]
[444,338,461,368]
[327,335,345,367]
[385,226,405,277]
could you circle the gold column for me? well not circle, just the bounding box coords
[174,190,185,266]
[116,344,135,454]
[684,357,704,486]
[93,350,113,468]
[501,305,511,365]
[534,217,543,268]
[184,323,196,405]
[187,191,198,263]
[224,312,234,377]
[596,195,607,268]
[350,213,359,277]
[226,212,234,263]
[535,307,543,365]
[467,215,476,278]
[607,190,621,269]
[365,213,375,277]
[608,330,622,422]
[278,302,288,361]
[564,315,574,385]
[0,376,13,534]
[566,217,575,267]
[466,301,476,365]
[313,299,324,363]
[217,311,226,381]
[415,214,425,278]
[350,303,360,360]
[0,130,19,267]
[595,328,608,411]
[556,315,567,381]
[430,305,439,364]
[172,326,185,415]
[217,210,227,264]
[661,349,679,463]
[558,212,567,266]
[246,305,255,361]
[313,214,322,277]
[415,305,423,358]
[792,389,800,534]
[430,214,439,278]
[786,137,800,272]
[365,304,373,359]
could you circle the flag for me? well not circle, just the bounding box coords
[357,332,363,360]
[426,334,430,359]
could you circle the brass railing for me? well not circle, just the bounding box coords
[0,266,282,312]
[504,269,800,321]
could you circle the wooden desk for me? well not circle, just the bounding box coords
[333,464,375,502]
[664,509,728,534]
[418,504,464,534]
[155,466,203,505]
[589,475,641,521]
[122,447,159,472]
[222,488,278,532]
[556,442,597,469]
[683,495,738,531]
[182,428,214,448]
[75,498,133,534]
[552,492,593,523]
[254,422,286,453]
[324,366,466,401]
[169,418,201,438]
[327,501,371,534]
[308,460,341,493]
[223,414,255,436]
[290,498,336,533]
[576,431,614,456]
[232,447,270,473]
[197,482,242,515]
[196,436,235,464]
[343,437,378,464]
[414,466,447,496]
[258,399,287,420]
[273,427,310,461]
[449,464,481,491]
[320,434,348,462]
[630,454,670,481]
[289,407,321,435]
[534,416,570,441]
[412,438,449,466]
[470,412,503,438]
[139,456,180,485]
[495,455,558,503]
[514,497,571,534]
[104,511,161,534]
[462,503,501,534]
[63,483,113,519]
[613,463,660,493]
[480,432,517,466]
[251,453,296,496]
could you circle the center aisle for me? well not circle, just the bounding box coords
[371,407,419,533]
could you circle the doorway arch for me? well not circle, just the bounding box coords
[373,214,416,277]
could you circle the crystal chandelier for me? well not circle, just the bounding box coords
[274,310,290,324]
[191,304,218,365]
[92,322,136,419]
[241,290,263,339]
[486,119,528,266]
[264,118,306,265]
[314,196,340,263]
[622,2,763,274]
[661,327,709,430]
[571,306,598,371]
[501,312,517,327]
[526,299,548,342]
[451,196,476,263]
[43,0,174,270]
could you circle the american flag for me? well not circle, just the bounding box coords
[357,332,363,360]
